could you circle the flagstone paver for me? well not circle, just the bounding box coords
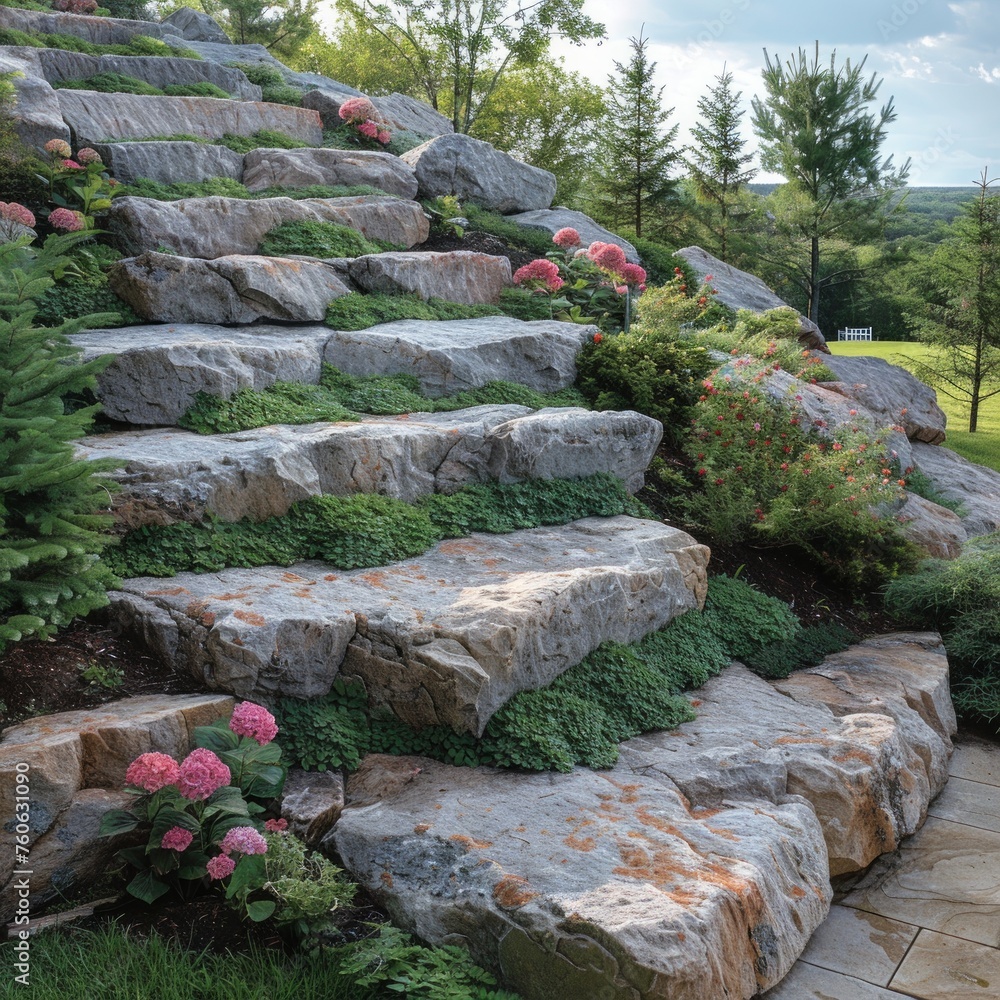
[762,735,1000,999]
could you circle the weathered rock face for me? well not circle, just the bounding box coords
[111,517,709,733]
[325,317,593,397]
[0,5,177,46]
[896,492,967,559]
[91,139,245,185]
[676,246,828,352]
[106,194,429,258]
[911,441,1000,538]
[34,50,261,101]
[333,634,954,1000]
[108,252,352,325]
[242,147,419,199]
[56,90,323,147]
[161,7,233,44]
[0,48,71,152]
[401,133,556,213]
[819,353,948,445]
[71,323,330,426]
[0,693,233,919]
[506,208,641,263]
[372,93,454,139]
[280,768,345,848]
[79,405,662,523]
[346,251,511,304]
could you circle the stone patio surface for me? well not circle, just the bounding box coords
[762,734,1000,999]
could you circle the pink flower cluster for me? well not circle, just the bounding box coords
[161,826,194,852]
[220,826,268,856]
[44,138,71,159]
[338,97,378,123]
[264,817,288,833]
[176,748,231,801]
[53,0,98,12]
[587,241,627,274]
[48,207,85,232]
[0,202,36,233]
[621,262,647,288]
[76,147,102,166]
[229,701,278,745]
[125,752,181,792]
[552,227,581,249]
[206,854,236,880]
[513,257,564,293]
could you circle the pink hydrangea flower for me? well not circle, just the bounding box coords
[60,159,83,170]
[0,202,36,228]
[621,262,647,287]
[552,227,581,249]
[513,257,564,293]
[161,826,194,852]
[264,817,288,833]
[588,241,627,274]
[338,97,378,124]
[357,120,379,139]
[377,129,391,144]
[206,854,237,880]
[177,748,231,801]
[44,138,72,158]
[229,702,278,745]
[75,147,102,166]
[220,826,268,856]
[125,752,181,793]
[48,208,85,232]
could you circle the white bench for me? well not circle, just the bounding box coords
[837,327,872,341]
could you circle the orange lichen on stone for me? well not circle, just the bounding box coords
[774,735,834,746]
[492,874,539,910]
[380,871,394,888]
[358,571,389,589]
[186,600,209,618]
[789,886,807,899]
[706,825,739,842]
[564,834,597,852]
[691,806,722,819]
[413,823,431,834]
[437,540,480,556]
[233,610,266,626]
[449,834,493,850]
[212,592,250,601]
[324,575,338,582]
[832,748,875,765]
[282,572,309,583]
[148,587,188,596]
[292,588,314,598]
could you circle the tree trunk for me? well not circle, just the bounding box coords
[809,235,820,325]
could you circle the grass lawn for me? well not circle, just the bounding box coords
[828,340,1000,472]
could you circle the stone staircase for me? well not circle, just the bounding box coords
[0,9,975,999]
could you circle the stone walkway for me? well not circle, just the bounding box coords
[763,733,1000,999]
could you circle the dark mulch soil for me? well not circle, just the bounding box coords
[409,228,540,273]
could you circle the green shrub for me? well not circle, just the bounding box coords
[251,183,390,200]
[325,292,501,329]
[0,234,119,650]
[225,62,306,105]
[0,27,200,58]
[259,220,387,258]
[630,237,678,285]
[162,81,232,98]
[179,363,585,434]
[115,178,390,202]
[52,72,162,96]
[496,287,553,322]
[700,574,800,663]
[464,205,555,254]
[903,467,967,514]
[34,242,136,328]
[215,129,308,154]
[744,622,854,679]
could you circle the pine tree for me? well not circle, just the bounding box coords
[0,233,119,650]
[592,29,679,238]
[686,66,756,262]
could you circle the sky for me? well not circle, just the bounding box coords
[547,0,1000,187]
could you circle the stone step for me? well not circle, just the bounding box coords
[32,49,262,101]
[105,193,428,259]
[0,5,180,47]
[92,139,245,184]
[332,633,955,1000]
[911,441,1000,538]
[111,517,709,734]
[242,147,419,199]
[57,89,323,148]
[79,405,662,524]
[70,318,593,426]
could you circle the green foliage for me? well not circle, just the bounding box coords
[107,474,638,579]
[630,237,678,285]
[34,242,138,328]
[495,287,552,321]
[325,291,501,329]
[744,622,854,679]
[259,220,388,258]
[53,72,163,97]
[0,234,119,651]
[700,574,800,663]
[277,676,372,772]
[0,27,202,59]
[214,129,310,154]
[163,81,233,98]
[226,62,306,105]
[337,924,521,1000]
[115,176,388,202]
[201,0,320,58]
[78,659,125,690]
[252,183,389,200]
[179,363,585,434]
[903,467,966,514]
[464,205,555,254]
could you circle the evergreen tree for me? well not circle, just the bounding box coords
[686,66,756,262]
[592,30,679,238]
[0,234,119,650]
[751,43,908,324]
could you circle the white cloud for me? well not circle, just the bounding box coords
[973,62,1000,82]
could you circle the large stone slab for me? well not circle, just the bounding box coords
[56,90,323,147]
[506,207,640,264]
[0,693,233,912]
[910,441,1000,538]
[896,492,967,559]
[79,405,662,522]
[333,633,954,999]
[346,251,511,304]
[35,50,262,101]
[106,194,428,258]
[301,88,453,141]
[0,48,71,153]
[110,517,709,732]
[92,139,245,184]
[819,352,947,445]
[242,146,418,198]
[0,6,177,46]
[324,317,593,397]
[161,7,232,44]
[676,245,828,352]
[401,133,556,213]
[335,753,832,1000]
[108,251,352,324]
[71,323,330,425]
